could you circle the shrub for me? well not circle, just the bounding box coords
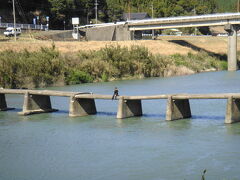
[101,72,109,82]
[0,44,227,88]
[65,70,93,85]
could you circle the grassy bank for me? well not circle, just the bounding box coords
[0,44,227,89]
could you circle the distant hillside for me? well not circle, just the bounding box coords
[216,0,238,12]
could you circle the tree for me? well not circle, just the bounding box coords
[0,0,218,29]
[106,0,124,21]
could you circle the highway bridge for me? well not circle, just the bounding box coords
[127,13,240,71]
[1,89,240,124]
[126,13,240,30]
[84,13,240,71]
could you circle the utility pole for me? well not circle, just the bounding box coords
[12,0,17,41]
[128,0,131,20]
[238,0,240,12]
[151,2,154,38]
[95,0,98,24]
[193,6,197,35]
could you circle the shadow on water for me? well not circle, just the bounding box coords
[143,113,165,119]
[55,110,69,114]
[96,113,224,121]
[98,111,117,116]
[0,108,21,113]
[192,115,225,120]
[1,108,225,122]
[169,40,227,61]
[98,112,166,118]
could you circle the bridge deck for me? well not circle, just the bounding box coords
[0,89,88,97]
[127,13,240,30]
[127,13,240,26]
[75,93,240,100]
[1,89,240,99]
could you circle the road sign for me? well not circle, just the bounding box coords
[72,17,79,25]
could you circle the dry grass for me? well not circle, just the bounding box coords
[0,35,232,56]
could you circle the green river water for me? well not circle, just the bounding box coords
[0,71,240,180]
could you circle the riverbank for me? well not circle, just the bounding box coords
[0,43,227,89]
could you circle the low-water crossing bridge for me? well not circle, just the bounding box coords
[0,89,240,124]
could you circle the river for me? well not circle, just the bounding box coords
[0,71,240,180]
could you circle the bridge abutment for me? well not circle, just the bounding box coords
[69,96,97,117]
[166,96,192,121]
[225,24,240,71]
[117,97,142,119]
[225,97,240,124]
[18,93,58,115]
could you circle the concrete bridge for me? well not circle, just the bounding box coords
[86,13,240,71]
[126,13,240,71]
[1,89,240,124]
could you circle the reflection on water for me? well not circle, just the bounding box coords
[166,119,192,130]
[0,71,240,180]
[226,123,240,135]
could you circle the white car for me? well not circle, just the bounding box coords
[4,27,21,37]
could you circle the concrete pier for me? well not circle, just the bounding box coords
[225,97,240,124]
[69,96,97,117]
[166,96,192,121]
[225,24,239,71]
[117,97,142,119]
[0,94,14,111]
[0,94,7,111]
[18,93,58,115]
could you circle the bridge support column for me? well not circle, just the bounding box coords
[224,24,240,71]
[0,94,14,111]
[166,96,191,121]
[117,97,142,119]
[18,92,58,115]
[225,97,240,124]
[69,96,97,117]
[0,94,8,111]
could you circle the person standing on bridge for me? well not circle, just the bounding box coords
[112,87,119,100]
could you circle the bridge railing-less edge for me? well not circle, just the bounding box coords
[0,89,240,124]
